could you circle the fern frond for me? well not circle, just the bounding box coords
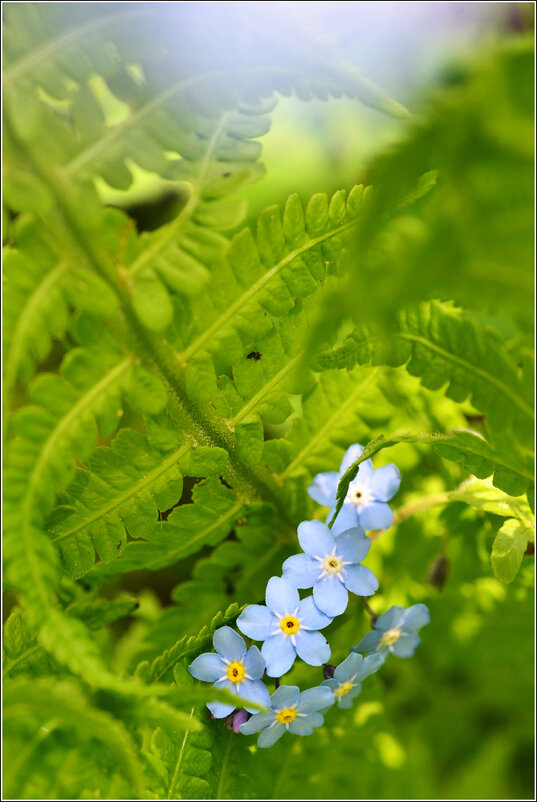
[3,677,147,798]
[146,603,244,684]
[175,187,365,376]
[85,475,242,581]
[317,301,534,448]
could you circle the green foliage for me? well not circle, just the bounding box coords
[2,4,534,800]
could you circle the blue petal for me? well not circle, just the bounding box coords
[294,630,330,666]
[240,679,271,713]
[237,605,274,641]
[392,631,420,657]
[353,630,382,653]
[308,471,339,506]
[261,634,296,677]
[207,699,236,718]
[357,652,384,679]
[375,605,405,632]
[288,711,324,735]
[257,722,286,748]
[328,503,359,535]
[270,685,300,709]
[334,527,370,564]
[297,520,334,558]
[401,604,430,631]
[188,652,225,682]
[265,576,299,615]
[333,652,363,682]
[321,678,339,691]
[370,464,401,501]
[298,595,333,631]
[240,712,275,735]
[297,686,334,713]
[313,575,348,616]
[343,564,378,596]
[243,645,266,680]
[213,626,246,661]
[282,554,320,588]
[208,679,237,718]
[359,501,393,531]
[340,444,373,475]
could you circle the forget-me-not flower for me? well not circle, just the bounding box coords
[282,520,378,617]
[353,604,430,659]
[237,576,332,677]
[188,626,271,718]
[308,443,401,534]
[240,684,333,747]
[321,652,384,708]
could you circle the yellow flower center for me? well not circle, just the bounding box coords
[226,661,246,683]
[380,627,401,647]
[334,680,354,698]
[280,615,300,635]
[276,707,297,724]
[321,554,344,575]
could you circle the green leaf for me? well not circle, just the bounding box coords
[491,518,534,583]
[131,270,174,332]
[318,301,534,449]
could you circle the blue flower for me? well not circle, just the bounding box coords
[236,576,332,677]
[308,443,401,534]
[188,626,271,718]
[240,684,333,747]
[282,520,378,617]
[321,652,384,709]
[352,604,430,659]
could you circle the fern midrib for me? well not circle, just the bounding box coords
[7,112,296,537]
[18,358,131,605]
[4,261,68,400]
[360,331,533,422]
[3,643,42,678]
[149,498,244,567]
[4,7,152,84]
[231,351,303,425]
[127,111,231,278]
[50,439,191,544]
[442,438,534,482]
[64,73,207,176]
[22,357,132,530]
[167,708,195,799]
[180,219,356,362]
[280,370,377,478]
[400,332,534,420]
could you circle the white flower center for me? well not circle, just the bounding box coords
[345,478,373,509]
[314,546,350,581]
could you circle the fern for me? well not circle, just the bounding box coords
[3,6,534,800]
[317,301,534,449]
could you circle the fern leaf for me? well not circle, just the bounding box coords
[317,301,534,448]
[176,187,364,372]
[85,475,242,581]
[3,677,147,798]
[434,430,534,497]
[147,603,244,684]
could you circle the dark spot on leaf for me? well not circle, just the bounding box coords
[247,351,262,360]
[222,171,231,178]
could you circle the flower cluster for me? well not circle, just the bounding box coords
[187,443,429,748]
